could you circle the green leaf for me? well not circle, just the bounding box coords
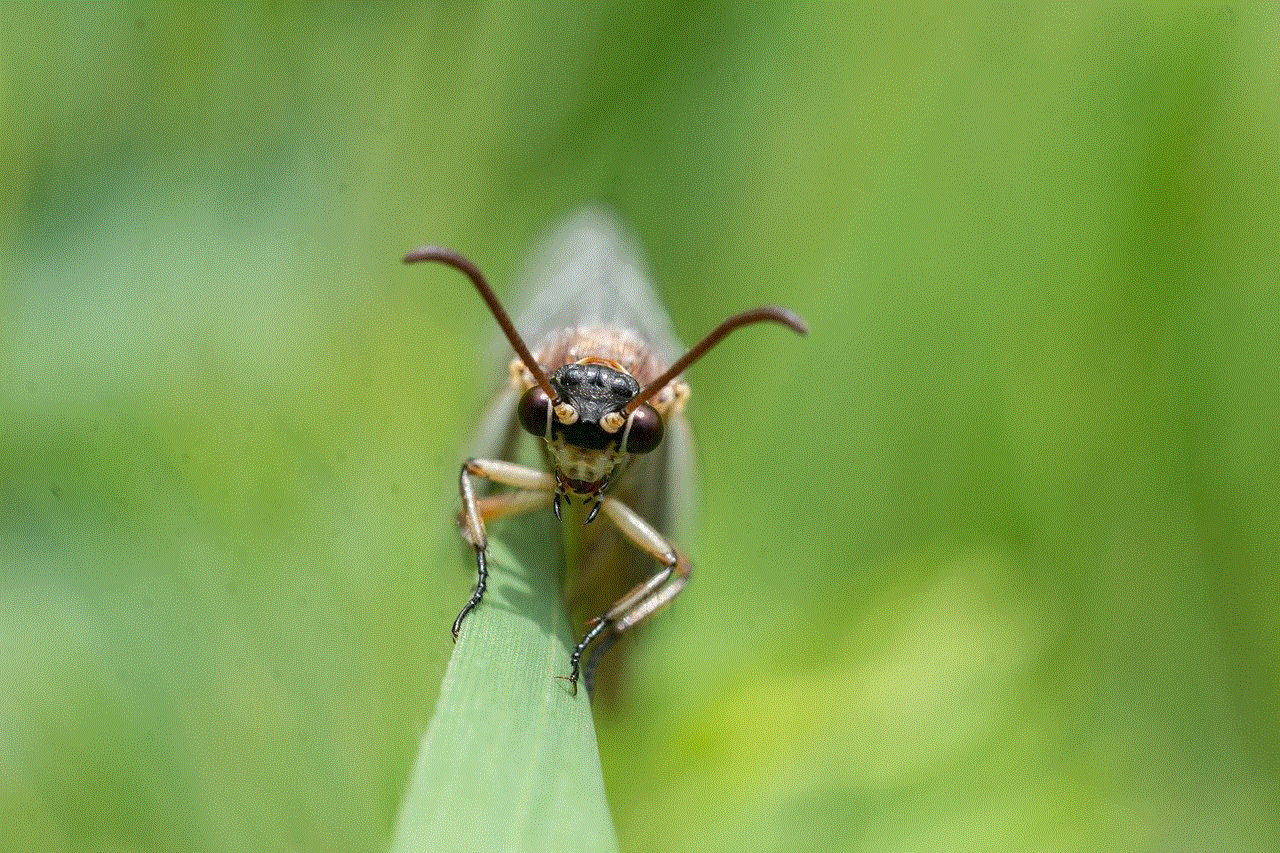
[391,511,620,853]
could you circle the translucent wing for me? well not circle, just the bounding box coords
[507,207,685,368]
[469,385,522,460]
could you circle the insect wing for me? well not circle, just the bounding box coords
[507,207,685,368]
[656,405,697,550]
[468,384,523,463]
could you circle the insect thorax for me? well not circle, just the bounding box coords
[508,325,691,420]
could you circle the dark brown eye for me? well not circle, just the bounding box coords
[517,386,552,437]
[624,404,664,454]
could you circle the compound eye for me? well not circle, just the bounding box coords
[517,386,553,437]
[624,404,664,454]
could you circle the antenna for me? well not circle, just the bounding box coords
[624,306,808,415]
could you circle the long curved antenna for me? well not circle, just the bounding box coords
[623,306,808,415]
[404,246,558,403]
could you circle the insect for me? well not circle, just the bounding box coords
[406,212,806,695]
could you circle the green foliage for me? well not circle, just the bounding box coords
[392,526,619,853]
[2,4,1277,853]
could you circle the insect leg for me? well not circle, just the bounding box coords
[454,458,556,638]
[461,490,554,527]
[582,629,621,697]
[567,495,691,692]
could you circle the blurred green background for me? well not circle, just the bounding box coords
[3,3,1277,851]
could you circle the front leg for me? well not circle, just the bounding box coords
[453,458,555,638]
[567,495,691,694]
